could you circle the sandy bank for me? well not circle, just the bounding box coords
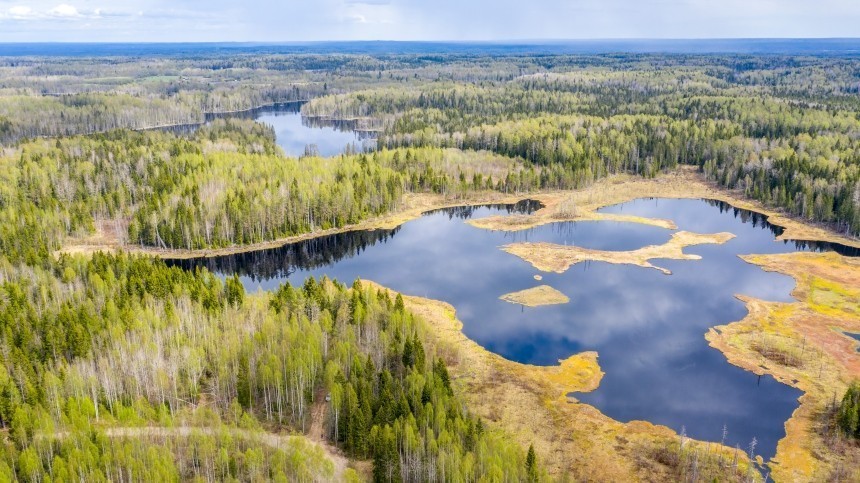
[364,280,761,481]
[500,285,570,306]
[466,167,860,251]
[60,167,860,259]
[502,230,735,275]
[707,251,860,482]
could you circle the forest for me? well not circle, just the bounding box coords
[0,118,542,257]
[3,52,859,239]
[0,248,542,481]
[303,68,860,236]
[0,49,858,481]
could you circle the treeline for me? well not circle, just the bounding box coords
[0,248,542,481]
[302,75,860,235]
[0,252,339,481]
[7,52,860,143]
[0,119,546,257]
[275,279,541,481]
[0,85,323,144]
[381,110,860,235]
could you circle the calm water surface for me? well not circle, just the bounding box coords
[252,104,372,157]
[156,102,374,157]
[169,198,860,461]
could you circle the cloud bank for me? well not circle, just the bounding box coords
[0,0,858,42]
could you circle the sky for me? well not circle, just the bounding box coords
[0,0,858,42]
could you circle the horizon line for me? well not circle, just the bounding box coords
[2,37,860,45]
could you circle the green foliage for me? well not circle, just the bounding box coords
[526,444,538,482]
[304,58,860,236]
[0,120,539,257]
[5,50,858,481]
[0,241,539,480]
[838,382,860,439]
[2,427,336,482]
[225,274,245,308]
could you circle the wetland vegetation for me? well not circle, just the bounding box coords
[0,43,859,481]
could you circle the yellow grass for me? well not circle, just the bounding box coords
[465,167,860,250]
[502,231,735,275]
[468,208,677,232]
[59,190,529,259]
[706,251,860,482]
[499,285,570,307]
[61,166,860,258]
[365,281,761,481]
[56,166,860,480]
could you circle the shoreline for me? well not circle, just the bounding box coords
[59,168,860,260]
[4,100,314,145]
[706,252,860,482]
[365,280,762,481]
[56,167,860,479]
[59,191,536,259]
[501,230,736,275]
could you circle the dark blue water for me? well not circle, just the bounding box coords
[847,332,860,352]
[169,197,860,462]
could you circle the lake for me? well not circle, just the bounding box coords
[157,102,375,157]
[167,197,859,462]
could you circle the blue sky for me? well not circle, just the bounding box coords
[0,0,858,42]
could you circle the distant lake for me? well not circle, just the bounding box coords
[255,107,367,157]
[167,198,860,464]
[157,102,376,157]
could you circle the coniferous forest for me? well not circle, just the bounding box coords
[0,46,858,481]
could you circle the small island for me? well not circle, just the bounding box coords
[500,285,570,307]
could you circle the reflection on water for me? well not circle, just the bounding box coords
[167,197,860,462]
[171,228,399,281]
[601,198,860,257]
[151,102,376,157]
[254,105,375,157]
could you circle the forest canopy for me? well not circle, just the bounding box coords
[0,49,859,481]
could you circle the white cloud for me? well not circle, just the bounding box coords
[1,3,110,21]
[48,4,82,18]
[9,6,33,16]
[1,0,860,41]
[338,1,397,26]
[5,5,37,19]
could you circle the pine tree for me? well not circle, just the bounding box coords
[225,274,245,308]
[402,337,415,368]
[526,444,539,482]
[838,382,860,438]
[434,358,451,394]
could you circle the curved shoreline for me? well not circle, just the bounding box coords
[501,230,736,275]
[59,167,860,260]
[707,252,860,482]
[462,167,860,251]
[56,167,860,480]
[58,191,535,259]
[366,280,761,481]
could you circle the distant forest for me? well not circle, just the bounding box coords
[0,48,859,480]
[2,52,859,242]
